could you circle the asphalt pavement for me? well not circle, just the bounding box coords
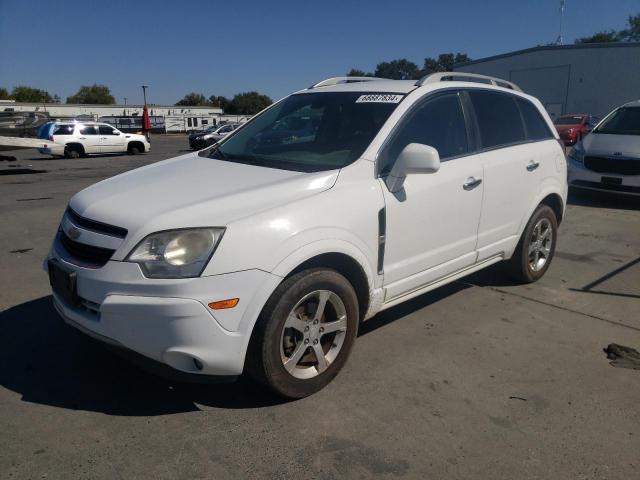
[1,135,639,479]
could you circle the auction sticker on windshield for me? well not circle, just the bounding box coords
[355,94,404,103]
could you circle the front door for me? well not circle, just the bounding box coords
[77,124,100,153]
[98,124,126,152]
[378,91,483,301]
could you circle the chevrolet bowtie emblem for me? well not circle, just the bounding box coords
[67,226,81,240]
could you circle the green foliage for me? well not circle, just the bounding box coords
[348,52,472,80]
[575,30,620,43]
[374,59,421,80]
[208,95,231,110]
[0,87,10,100]
[346,69,373,77]
[575,13,639,43]
[422,53,472,74]
[66,84,115,104]
[175,92,209,106]
[11,85,56,103]
[225,91,273,115]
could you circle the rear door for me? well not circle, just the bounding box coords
[468,90,554,261]
[378,90,484,299]
[77,125,100,153]
[98,124,126,152]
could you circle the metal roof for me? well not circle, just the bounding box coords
[456,42,640,68]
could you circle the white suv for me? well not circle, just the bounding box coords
[38,121,150,158]
[45,73,566,398]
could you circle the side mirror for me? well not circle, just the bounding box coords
[113,131,121,135]
[386,143,441,193]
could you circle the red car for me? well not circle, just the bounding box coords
[553,114,600,146]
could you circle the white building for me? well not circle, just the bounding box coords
[0,100,250,133]
[454,42,640,119]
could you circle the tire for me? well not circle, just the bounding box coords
[506,205,558,283]
[127,144,141,155]
[246,268,359,399]
[64,145,82,159]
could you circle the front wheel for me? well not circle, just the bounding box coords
[246,268,359,399]
[506,205,558,283]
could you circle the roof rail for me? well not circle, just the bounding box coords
[415,72,522,92]
[308,76,389,89]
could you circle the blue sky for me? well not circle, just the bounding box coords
[0,0,637,105]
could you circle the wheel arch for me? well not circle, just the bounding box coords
[65,142,85,153]
[271,241,377,322]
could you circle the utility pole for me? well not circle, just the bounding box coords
[556,0,566,45]
[124,97,127,116]
[141,85,149,141]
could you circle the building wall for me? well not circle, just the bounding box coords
[454,43,640,119]
[0,101,223,118]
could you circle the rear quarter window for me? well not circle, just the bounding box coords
[468,90,525,149]
[516,98,554,141]
[53,124,74,136]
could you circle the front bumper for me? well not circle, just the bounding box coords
[45,248,282,377]
[568,158,640,196]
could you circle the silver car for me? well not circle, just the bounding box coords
[568,100,640,196]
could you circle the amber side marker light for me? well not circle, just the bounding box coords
[208,298,239,310]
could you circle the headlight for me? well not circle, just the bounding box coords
[567,147,584,164]
[126,228,225,278]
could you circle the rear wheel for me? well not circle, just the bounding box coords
[246,268,359,399]
[64,145,82,159]
[507,205,557,283]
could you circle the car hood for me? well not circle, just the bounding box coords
[581,133,640,157]
[69,152,339,236]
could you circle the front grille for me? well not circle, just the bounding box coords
[67,208,128,238]
[60,231,115,267]
[584,156,640,176]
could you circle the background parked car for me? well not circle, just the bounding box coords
[553,114,600,146]
[37,121,150,158]
[567,100,640,196]
[188,123,240,150]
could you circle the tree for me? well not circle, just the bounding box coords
[67,84,115,104]
[0,87,10,100]
[620,13,640,41]
[575,30,620,43]
[11,85,55,103]
[175,92,208,106]
[346,68,373,77]
[374,59,421,80]
[208,95,231,110]
[226,91,272,115]
[422,53,472,74]
[575,12,639,43]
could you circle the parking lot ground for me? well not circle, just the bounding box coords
[1,136,639,479]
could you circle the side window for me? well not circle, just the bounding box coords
[79,125,98,135]
[468,90,525,148]
[515,98,553,140]
[53,124,74,135]
[380,92,469,174]
[99,125,115,135]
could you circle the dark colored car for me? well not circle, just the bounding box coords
[554,114,600,146]
[188,125,219,150]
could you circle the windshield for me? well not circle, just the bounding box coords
[594,107,640,135]
[554,115,584,125]
[203,92,402,172]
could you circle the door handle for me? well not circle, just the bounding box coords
[79,137,86,139]
[463,177,482,190]
[526,161,540,172]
